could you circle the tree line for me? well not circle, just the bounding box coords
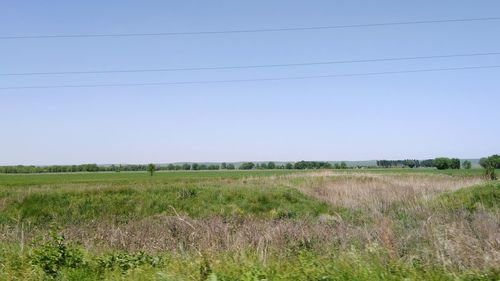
[1,156,497,174]
[0,161,349,174]
[376,158,466,170]
[376,159,434,168]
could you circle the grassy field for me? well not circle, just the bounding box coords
[0,169,498,280]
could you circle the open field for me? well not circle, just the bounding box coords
[0,169,498,280]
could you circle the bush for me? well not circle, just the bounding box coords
[433,158,451,170]
[479,155,499,180]
[484,167,497,180]
[450,158,461,169]
[31,230,85,277]
[97,252,162,272]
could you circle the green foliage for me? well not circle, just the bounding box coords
[147,163,155,176]
[450,158,461,169]
[479,155,499,180]
[433,157,451,170]
[437,183,500,212]
[31,230,85,277]
[462,160,472,169]
[239,162,255,170]
[479,155,500,169]
[97,252,162,272]
[484,167,497,180]
[431,157,461,170]
[0,177,334,226]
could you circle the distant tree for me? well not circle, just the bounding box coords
[267,162,276,169]
[404,159,417,168]
[294,161,306,170]
[479,155,499,180]
[226,163,235,170]
[479,155,500,169]
[433,158,451,170]
[182,163,191,170]
[462,160,472,170]
[450,158,461,169]
[420,159,434,168]
[167,164,175,171]
[340,162,347,169]
[207,165,219,170]
[285,163,294,169]
[221,162,227,169]
[239,162,255,170]
[147,163,156,176]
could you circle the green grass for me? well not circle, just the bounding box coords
[0,170,297,187]
[0,182,334,226]
[437,182,499,212]
[1,243,498,281]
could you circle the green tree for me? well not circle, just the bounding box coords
[221,162,227,169]
[479,155,500,169]
[480,155,499,180]
[462,160,472,169]
[404,159,417,168]
[226,163,235,170]
[267,162,276,169]
[433,158,451,170]
[147,163,155,176]
[239,162,255,170]
[450,158,461,169]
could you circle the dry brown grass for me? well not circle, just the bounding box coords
[295,172,483,212]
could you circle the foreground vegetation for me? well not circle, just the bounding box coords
[0,169,498,280]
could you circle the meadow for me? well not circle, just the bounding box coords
[0,169,498,280]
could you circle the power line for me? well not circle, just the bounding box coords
[1,65,498,90]
[2,52,500,76]
[2,17,499,40]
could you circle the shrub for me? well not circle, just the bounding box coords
[97,252,161,272]
[433,158,451,170]
[31,230,85,277]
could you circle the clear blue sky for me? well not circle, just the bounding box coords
[1,1,499,165]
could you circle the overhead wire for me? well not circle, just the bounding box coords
[1,65,499,90]
[1,17,499,40]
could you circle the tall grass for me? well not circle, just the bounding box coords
[0,170,498,280]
